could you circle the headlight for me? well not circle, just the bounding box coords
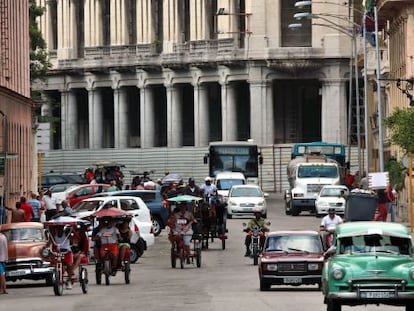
[293,193,304,198]
[308,263,319,271]
[409,269,414,280]
[266,264,278,271]
[229,201,237,206]
[42,247,51,257]
[317,201,329,208]
[332,268,344,280]
[257,201,264,207]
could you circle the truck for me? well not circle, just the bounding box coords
[284,154,341,216]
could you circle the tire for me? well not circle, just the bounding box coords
[406,303,414,311]
[290,202,300,216]
[53,270,63,296]
[152,216,162,236]
[45,274,54,286]
[95,263,102,285]
[221,237,226,250]
[253,245,259,265]
[124,262,130,284]
[104,260,111,286]
[80,267,88,294]
[180,248,185,269]
[260,279,271,291]
[227,214,232,219]
[105,273,110,286]
[130,244,143,264]
[326,299,341,311]
[316,212,322,218]
[196,249,202,268]
[170,248,176,268]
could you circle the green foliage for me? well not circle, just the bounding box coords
[29,0,51,82]
[384,107,414,152]
[384,157,406,191]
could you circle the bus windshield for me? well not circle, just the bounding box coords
[206,143,261,178]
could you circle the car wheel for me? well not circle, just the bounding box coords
[227,214,232,219]
[326,299,341,311]
[406,303,414,311]
[260,279,271,291]
[152,216,162,236]
[45,274,54,286]
[290,202,300,216]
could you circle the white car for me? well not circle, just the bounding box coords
[226,184,267,219]
[72,196,155,247]
[314,185,349,217]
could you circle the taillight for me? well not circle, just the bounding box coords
[134,223,140,234]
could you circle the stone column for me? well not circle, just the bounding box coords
[221,82,237,141]
[114,87,128,148]
[88,88,103,149]
[166,85,182,147]
[193,84,209,146]
[140,86,155,148]
[249,80,274,145]
[60,90,68,149]
[66,90,78,150]
[321,78,348,144]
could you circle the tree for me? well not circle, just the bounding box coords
[384,107,414,190]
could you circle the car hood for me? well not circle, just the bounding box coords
[7,241,46,261]
[262,251,323,262]
[330,254,414,277]
[228,197,265,203]
[316,197,346,204]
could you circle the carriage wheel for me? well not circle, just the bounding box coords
[179,247,185,269]
[170,248,176,268]
[80,267,88,294]
[221,237,226,250]
[95,263,102,285]
[104,260,111,285]
[204,234,209,249]
[196,248,202,268]
[124,261,131,284]
[53,270,63,296]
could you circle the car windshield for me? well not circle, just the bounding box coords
[265,235,322,253]
[320,188,345,197]
[73,200,102,212]
[2,228,45,241]
[216,179,245,190]
[338,234,412,255]
[230,187,262,198]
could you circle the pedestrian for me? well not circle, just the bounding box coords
[344,169,355,190]
[107,180,119,192]
[385,183,396,222]
[5,202,25,223]
[0,231,8,294]
[28,192,41,222]
[43,189,58,221]
[374,189,388,222]
[20,196,34,222]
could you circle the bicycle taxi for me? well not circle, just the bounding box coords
[167,195,203,269]
[90,207,132,285]
[43,216,90,296]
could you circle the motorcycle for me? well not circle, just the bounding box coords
[242,222,270,265]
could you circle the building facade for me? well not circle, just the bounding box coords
[35,0,354,153]
[0,0,32,209]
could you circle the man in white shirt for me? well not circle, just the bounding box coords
[43,190,58,221]
[320,208,343,248]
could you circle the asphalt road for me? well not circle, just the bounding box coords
[1,193,403,311]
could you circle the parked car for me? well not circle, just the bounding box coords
[93,189,168,236]
[0,222,54,285]
[314,185,349,217]
[41,172,86,190]
[64,183,111,207]
[72,196,154,248]
[226,184,267,218]
[322,221,414,311]
[50,183,78,204]
[258,230,325,291]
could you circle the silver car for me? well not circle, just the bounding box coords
[226,184,267,218]
[314,185,349,217]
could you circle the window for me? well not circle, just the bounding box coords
[120,199,139,211]
[281,0,311,47]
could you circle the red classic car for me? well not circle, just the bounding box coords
[0,222,54,284]
[258,230,325,291]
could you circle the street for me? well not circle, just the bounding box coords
[1,194,403,311]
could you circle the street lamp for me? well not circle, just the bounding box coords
[0,110,7,222]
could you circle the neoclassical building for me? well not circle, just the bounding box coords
[35,0,354,153]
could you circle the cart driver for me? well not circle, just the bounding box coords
[168,202,195,263]
[95,217,121,274]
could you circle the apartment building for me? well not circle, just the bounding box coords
[0,0,32,209]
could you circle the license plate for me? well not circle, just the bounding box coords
[7,269,30,277]
[361,291,395,299]
[283,277,302,284]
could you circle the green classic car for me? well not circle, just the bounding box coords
[322,221,414,311]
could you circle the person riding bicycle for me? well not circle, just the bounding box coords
[320,208,343,248]
[95,217,121,274]
[244,209,269,257]
[47,225,75,289]
[117,219,132,268]
[168,202,195,264]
